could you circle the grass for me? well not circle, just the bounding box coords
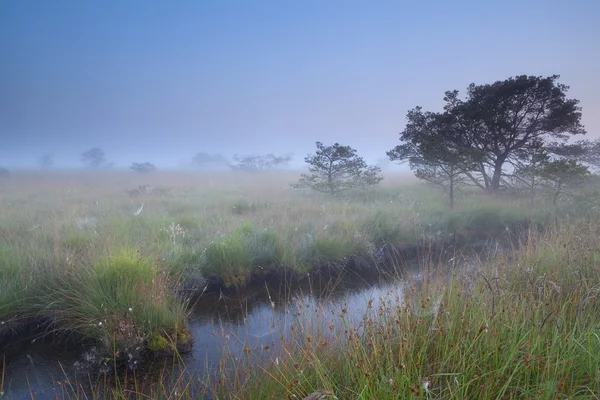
[37,250,191,358]
[28,217,600,399]
[215,219,600,399]
[0,170,593,397]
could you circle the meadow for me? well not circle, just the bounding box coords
[1,170,599,398]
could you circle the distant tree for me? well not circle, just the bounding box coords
[0,167,9,178]
[130,162,156,173]
[81,147,106,169]
[192,152,231,170]
[232,153,292,172]
[387,108,482,209]
[393,75,586,195]
[293,142,383,195]
[39,153,54,169]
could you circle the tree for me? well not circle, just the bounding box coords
[293,142,383,195]
[130,162,156,173]
[192,153,231,170]
[537,159,590,206]
[511,142,550,200]
[395,75,586,195]
[39,153,54,168]
[387,108,482,209]
[81,147,106,169]
[232,153,292,172]
[0,167,9,178]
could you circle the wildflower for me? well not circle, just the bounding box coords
[129,307,133,312]
[98,322,102,326]
[387,378,393,385]
[422,377,430,393]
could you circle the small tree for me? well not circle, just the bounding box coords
[293,142,383,195]
[81,147,106,169]
[0,167,9,178]
[537,159,590,206]
[232,153,292,172]
[39,153,54,169]
[130,162,156,173]
[192,153,231,170]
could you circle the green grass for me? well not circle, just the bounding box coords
[0,170,592,380]
[30,249,191,358]
[36,218,600,399]
[216,219,600,399]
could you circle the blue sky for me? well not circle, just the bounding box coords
[1,0,598,168]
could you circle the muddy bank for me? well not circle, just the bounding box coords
[194,234,513,295]
[0,233,516,400]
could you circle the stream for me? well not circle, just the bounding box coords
[1,243,495,399]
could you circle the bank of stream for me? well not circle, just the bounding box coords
[0,238,507,400]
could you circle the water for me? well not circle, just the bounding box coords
[0,264,425,399]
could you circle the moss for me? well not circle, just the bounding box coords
[148,334,170,352]
[221,271,250,288]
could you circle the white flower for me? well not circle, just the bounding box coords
[129,307,133,312]
[98,322,102,326]
[422,378,430,393]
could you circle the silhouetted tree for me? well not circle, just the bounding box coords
[130,162,156,173]
[232,153,292,172]
[392,75,586,195]
[293,142,383,195]
[81,147,106,169]
[0,167,9,178]
[39,153,54,169]
[537,159,590,206]
[387,108,481,209]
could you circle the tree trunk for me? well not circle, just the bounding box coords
[490,158,505,195]
[327,166,334,195]
[449,176,455,210]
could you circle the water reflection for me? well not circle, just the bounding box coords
[1,264,419,399]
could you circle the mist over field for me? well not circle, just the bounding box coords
[1,0,599,172]
[3,1,600,399]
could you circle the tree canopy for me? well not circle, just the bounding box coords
[81,147,107,169]
[390,75,586,195]
[231,153,292,172]
[130,162,156,173]
[293,142,382,195]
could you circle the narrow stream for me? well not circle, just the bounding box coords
[1,253,466,399]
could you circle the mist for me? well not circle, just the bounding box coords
[1,0,598,172]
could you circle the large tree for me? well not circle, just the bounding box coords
[293,142,383,195]
[392,75,586,195]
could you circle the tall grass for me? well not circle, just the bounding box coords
[213,219,600,399]
[23,250,191,362]
[0,171,590,391]
[31,218,600,399]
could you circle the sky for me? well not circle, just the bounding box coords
[1,0,599,169]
